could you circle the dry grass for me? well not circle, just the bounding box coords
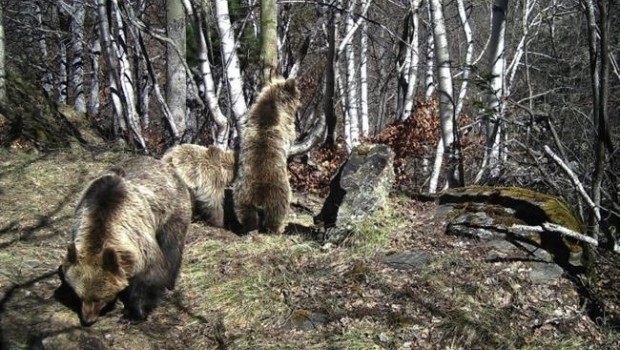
[0,148,618,349]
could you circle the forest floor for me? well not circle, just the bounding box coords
[0,147,619,350]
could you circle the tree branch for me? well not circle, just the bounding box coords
[543,145,601,221]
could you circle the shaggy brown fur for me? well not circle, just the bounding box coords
[60,156,192,326]
[162,144,236,227]
[233,77,301,234]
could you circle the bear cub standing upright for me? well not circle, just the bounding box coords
[233,77,301,234]
[60,156,192,326]
[162,144,236,227]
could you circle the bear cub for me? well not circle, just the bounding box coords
[162,144,236,227]
[233,77,301,234]
[60,156,192,326]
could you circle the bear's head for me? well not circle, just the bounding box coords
[61,243,130,326]
[274,77,301,115]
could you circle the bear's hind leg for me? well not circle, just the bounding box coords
[262,201,288,234]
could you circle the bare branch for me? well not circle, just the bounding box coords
[543,145,601,221]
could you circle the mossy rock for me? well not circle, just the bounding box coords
[439,186,587,268]
[441,186,583,234]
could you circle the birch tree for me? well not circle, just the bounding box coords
[454,0,473,118]
[481,0,509,181]
[166,0,186,143]
[87,27,100,118]
[183,0,229,146]
[344,0,359,150]
[583,0,613,241]
[35,1,53,97]
[213,0,247,123]
[428,0,459,191]
[97,0,146,149]
[68,1,86,113]
[423,8,435,101]
[56,2,68,105]
[359,16,369,137]
[400,0,422,121]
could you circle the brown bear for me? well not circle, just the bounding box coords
[162,144,236,227]
[233,77,301,234]
[60,156,192,326]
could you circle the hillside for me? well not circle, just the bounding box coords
[0,147,618,349]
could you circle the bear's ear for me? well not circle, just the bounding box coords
[283,78,298,97]
[102,247,121,275]
[66,243,78,264]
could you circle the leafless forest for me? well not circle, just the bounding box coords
[0,0,619,346]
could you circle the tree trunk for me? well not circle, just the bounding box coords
[584,0,612,241]
[56,3,69,104]
[323,8,338,145]
[166,0,186,144]
[359,14,369,137]
[183,0,229,147]
[261,0,278,81]
[484,0,509,181]
[214,0,247,124]
[401,0,422,120]
[97,0,146,150]
[57,34,68,104]
[69,1,86,113]
[454,0,473,118]
[344,0,359,150]
[428,0,459,188]
[35,2,53,97]
[87,26,100,118]
[424,7,435,101]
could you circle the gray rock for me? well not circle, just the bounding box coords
[381,251,433,271]
[315,144,395,244]
[529,262,565,284]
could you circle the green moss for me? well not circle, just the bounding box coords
[353,143,374,156]
[498,186,584,234]
[449,186,584,234]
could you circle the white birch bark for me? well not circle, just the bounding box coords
[336,0,373,56]
[87,28,100,118]
[485,0,509,180]
[69,1,86,113]
[57,35,68,104]
[424,5,435,101]
[166,0,186,143]
[359,15,369,137]
[401,0,422,120]
[35,2,53,97]
[214,0,247,122]
[454,0,473,118]
[428,139,444,193]
[344,0,359,149]
[428,0,458,189]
